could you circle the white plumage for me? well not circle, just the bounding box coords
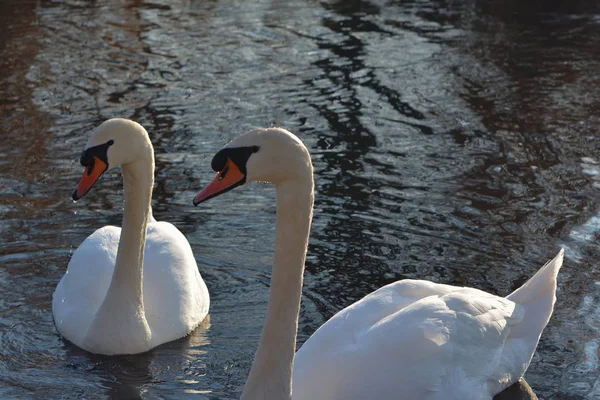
[194,127,562,400]
[53,119,209,355]
[293,250,563,399]
[53,220,210,353]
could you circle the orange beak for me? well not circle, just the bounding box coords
[193,158,246,205]
[72,157,108,201]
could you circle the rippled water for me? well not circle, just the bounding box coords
[1,0,599,399]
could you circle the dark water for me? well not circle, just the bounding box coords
[1,0,599,399]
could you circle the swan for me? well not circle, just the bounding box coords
[53,118,209,355]
[192,127,563,400]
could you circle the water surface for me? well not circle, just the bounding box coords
[1,0,599,399]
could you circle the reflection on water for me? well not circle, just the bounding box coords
[1,0,599,399]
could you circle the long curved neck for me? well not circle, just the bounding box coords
[242,177,314,400]
[97,155,154,317]
[111,156,154,301]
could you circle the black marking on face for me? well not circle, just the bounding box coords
[218,164,230,181]
[80,139,114,174]
[211,145,259,176]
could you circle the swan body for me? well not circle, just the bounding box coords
[53,118,209,355]
[53,220,209,354]
[193,127,562,400]
[293,251,563,400]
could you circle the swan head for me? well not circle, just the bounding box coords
[193,128,312,205]
[72,118,151,200]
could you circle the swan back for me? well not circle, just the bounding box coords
[293,250,564,400]
[293,281,522,400]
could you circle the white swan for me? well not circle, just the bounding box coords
[53,118,209,355]
[193,127,563,400]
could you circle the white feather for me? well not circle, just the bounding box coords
[292,250,564,400]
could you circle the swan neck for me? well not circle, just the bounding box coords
[242,178,314,400]
[107,156,154,305]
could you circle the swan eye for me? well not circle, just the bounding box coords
[80,151,90,167]
[79,139,114,169]
[211,146,259,173]
[218,165,229,181]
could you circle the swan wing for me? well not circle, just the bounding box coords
[143,221,210,346]
[293,281,523,400]
[52,226,120,346]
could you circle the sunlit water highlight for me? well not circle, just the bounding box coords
[1,0,599,399]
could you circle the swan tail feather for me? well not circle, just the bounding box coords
[497,248,564,386]
[506,248,563,312]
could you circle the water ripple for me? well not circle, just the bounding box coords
[0,0,599,398]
